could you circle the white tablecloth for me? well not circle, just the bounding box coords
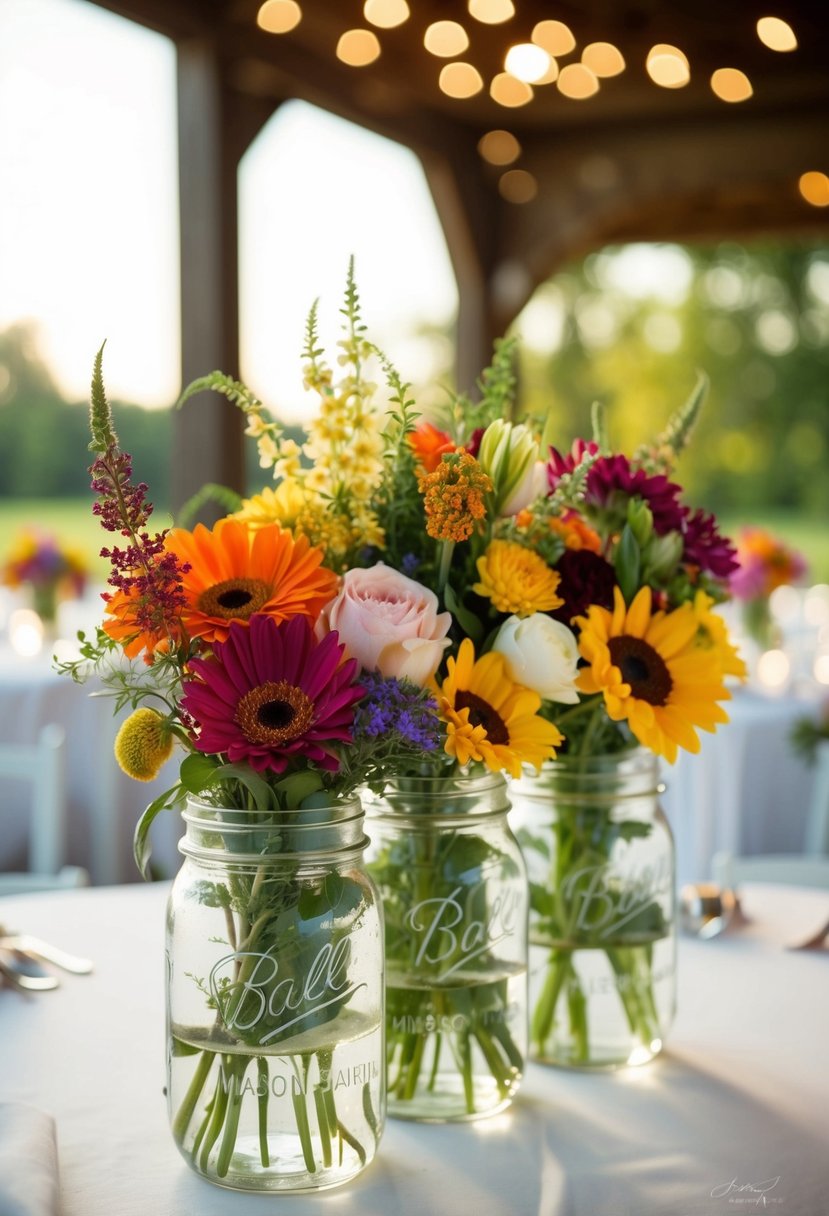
[662,686,824,886]
[1,882,827,1215]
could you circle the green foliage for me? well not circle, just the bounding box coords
[176,371,262,414]
[455,336,518,440]
[176,483,243,529]
[88,342,117,453]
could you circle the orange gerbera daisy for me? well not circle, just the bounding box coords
[165,518,338,645]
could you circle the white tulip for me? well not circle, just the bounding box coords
[493,613,581,704]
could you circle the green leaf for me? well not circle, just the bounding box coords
[614,523,641,605]
[179,753,222,795]
[176,483,243,529]
[274,770,324,807]
[176,371,262,414]
[655,372,708,462]
[134,784,183,879]
[591,400,610,453]
[210,764,275,811]
[444,583,484,643]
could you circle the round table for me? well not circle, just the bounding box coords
[1,882,827,1215]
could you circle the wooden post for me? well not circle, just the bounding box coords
[173,39,247,520]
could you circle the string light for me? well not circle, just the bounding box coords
[581,42,625,78]
[710,68,753,102]
[256,0,301,34]
[504,43,552,84]
[336,29,381,66]
[490,72,534,107]
[499,170,538,203]
[363,0,410,29]
[531,20,575,57]
[646,44,690,88]
[439,62,484,98]
[478,129,521,165]
[756,16,797,51]
[557,63,599,99]
[424,21,469,57]
[799,172,829,207]
[468,0,515,25]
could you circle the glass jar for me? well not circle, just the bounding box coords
[510,751,675,1069]
[166,798,384,1192]
[364,773,527,1122]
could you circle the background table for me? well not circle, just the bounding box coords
[1,882,827,1215]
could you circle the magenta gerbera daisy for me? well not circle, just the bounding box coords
[181,614,364,773]
[585,454,685,535]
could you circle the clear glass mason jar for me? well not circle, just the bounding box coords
[510,751,676,1070]
[364,773,528,1122]
[166,797,385,1192]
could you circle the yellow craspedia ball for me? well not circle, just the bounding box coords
[114,708,174,782]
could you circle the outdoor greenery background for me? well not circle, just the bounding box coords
[1,238,828,580]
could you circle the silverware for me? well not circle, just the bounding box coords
[0,933,93,975]
[0,953,60,992]
[679,882,742,939]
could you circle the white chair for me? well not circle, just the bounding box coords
[712,851,829,891]
[0,725,89,894]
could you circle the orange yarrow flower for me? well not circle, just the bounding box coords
[418,450,492,543]
[549,513,602,554]
[408,421,456,474]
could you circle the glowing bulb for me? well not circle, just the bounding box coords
[439,62,484,98]
[756,16,797,51]
[557,63,599,99]
[504,42,551,83]
[363,0,409,29]
[533,58,559,85]
[498,169,537,203]
[336,29,381,66]
[581,42,625,78]
[799,172,829,208]
[424,20,469,57]
[468,0,514,24]
[490,72,534,107]
[757,648,790,689]
[532,19,575,57]
[256,0,301,34]
[9,609,43,658]
[646,44,690,88]
[478,129,521,165]
[711,68,753,102]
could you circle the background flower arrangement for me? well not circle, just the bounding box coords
[2,527,87,622]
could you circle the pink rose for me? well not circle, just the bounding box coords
[320,565,452,686]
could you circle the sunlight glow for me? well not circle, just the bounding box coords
[439,62,484,98]
[557,63,599,100]
[363,0,409,30]
[477,129,521,165]
[336,29,381,67]
[256,1,301,35]
[504,43,552,84]
[532,20,575,57]
[756,16,797,52]
[424,21,469,57]
[490,72,533,107]
[646,45,690,89]
[711,68,753,103]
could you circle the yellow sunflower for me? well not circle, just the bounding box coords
[576,586,730,764]
[436,639,563,778]
[473,540,563,617]
[165,517,338,645]
[691,590,748,681]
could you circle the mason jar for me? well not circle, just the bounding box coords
[166,797,384,1192]
[510,751,676,1069]
[364,773,527,1122]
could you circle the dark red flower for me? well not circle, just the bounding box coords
[682,509,739,578]
[585,455,685,536]
[547,439,599,492]
[466,427,485,459]
[551,549,617,627]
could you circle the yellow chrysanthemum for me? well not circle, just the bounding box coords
[473,540,564,617]
[234,481,308,531]
[576,586,731,764]
[114,708,174,782]
[436,639,563,778]
[692,590,748,681]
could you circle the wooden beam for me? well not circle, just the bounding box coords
[173,38,277,518]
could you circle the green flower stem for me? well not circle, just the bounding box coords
[437,540,455,596]
[199,1059,231,1170]
[531,948,568,1052]
[257,1058,270,1168]
[313,1087,333,1169]
[216,1069,244,1178]
[172,1046,216,1143]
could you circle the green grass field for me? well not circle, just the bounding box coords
[1,498,827,583]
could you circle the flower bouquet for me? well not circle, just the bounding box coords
[730,526,808,652]
[174,269,562,1120]
[2,527,87,623]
